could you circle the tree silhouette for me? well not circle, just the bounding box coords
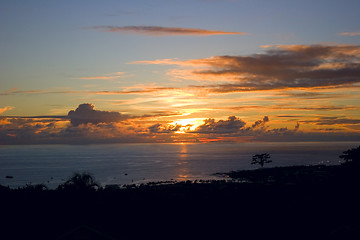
[22,183,48,191]
[251,153,272,167]
[58,172,100,191]
[339,146,360,166]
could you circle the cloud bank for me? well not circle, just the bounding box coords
[135,44,360,92]
[92,26,247,36]
[1,105,360,144]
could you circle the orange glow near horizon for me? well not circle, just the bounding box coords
[171,118,205,133]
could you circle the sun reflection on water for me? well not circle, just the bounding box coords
[175,144,190,181]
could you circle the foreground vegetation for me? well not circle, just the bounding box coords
[1,146,360,239]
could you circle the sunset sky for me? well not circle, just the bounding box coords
[1,0,360,144]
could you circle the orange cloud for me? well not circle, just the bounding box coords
[129,58,213,66]
[337,31,360,36]
[0,89,44,96]
[91,26,247,36]
[0,106,14,114]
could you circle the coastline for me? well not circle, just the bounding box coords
[1,141,358,188]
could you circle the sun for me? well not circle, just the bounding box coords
[171,118,204,133]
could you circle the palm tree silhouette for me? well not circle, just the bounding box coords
[58,172,100,191]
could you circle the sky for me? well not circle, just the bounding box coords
[1,0,360,144]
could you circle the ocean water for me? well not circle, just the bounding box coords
[0,142,359,189]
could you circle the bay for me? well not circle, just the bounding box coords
[0,141,359,189]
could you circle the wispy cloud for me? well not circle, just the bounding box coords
[273,91,347,100]
[0,106,14,114]
[91,26,247,36]
[337,31,360,36]
[129,58,211,66]
[300,117,360,126]
[0,89,44,96]
[219,104,360,112]
[77,72,125,80]
[136,111,184,119]
[0,87,182,96]
[2,116,67,120]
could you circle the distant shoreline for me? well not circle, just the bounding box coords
[1,141,357,188]
[0,162,354,190]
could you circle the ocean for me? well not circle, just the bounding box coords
[0,141,359,189]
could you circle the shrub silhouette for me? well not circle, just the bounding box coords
[58,172,100,191]
[339,146,360,167]
[251,153,272,167]
[22,183,48,191]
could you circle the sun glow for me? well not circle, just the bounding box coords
[171,118,204,133]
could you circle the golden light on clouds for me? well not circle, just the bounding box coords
[0,106,14,114]
[2,44,360,144]
[171,118,205,133]
[92,26,247,36]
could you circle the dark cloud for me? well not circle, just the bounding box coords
[185,44,360,92]
[276,115,303,118]
[258,130,360,142]
[221,105,360,112]
[68,103,128,126]
[273,91,346,100]
[193,116,246,134]
[91,26,246,36]
[300,117,360,125]
[148,123,182,133]
[136,111,183,119]
[239,120,301,141]
[279,105,360,111]
[252,116,269,128]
